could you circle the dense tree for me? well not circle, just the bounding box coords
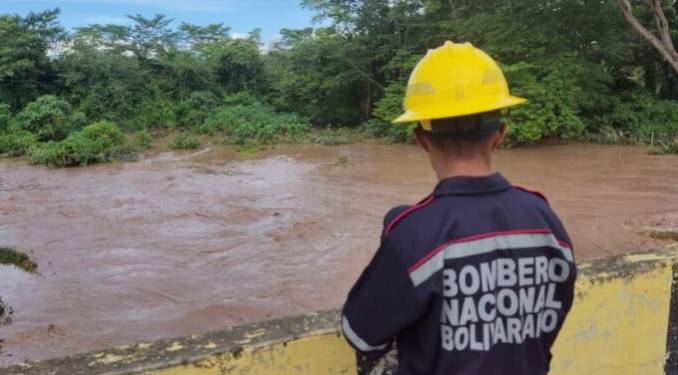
[0,9,64,110]
[179,22,231,47]
[127,14,178,58]
[267,27,366,125]
[0,1,677,166]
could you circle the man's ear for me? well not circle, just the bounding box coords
[491,123,508,151]
[413,127,430,153]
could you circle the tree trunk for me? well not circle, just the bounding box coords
[617,0,678,73]
[447,0,455,14]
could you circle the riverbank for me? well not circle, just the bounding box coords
[4,124,677,170]
[577,129,678,155]
[4,123,678,167]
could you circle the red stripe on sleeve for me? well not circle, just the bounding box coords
[513,185,550,205]
[384,195,435,236]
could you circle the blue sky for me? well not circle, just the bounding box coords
[0,0,318,43]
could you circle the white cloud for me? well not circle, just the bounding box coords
[230,31,247,40]
[84,16,132,25]
[18,0,237,13]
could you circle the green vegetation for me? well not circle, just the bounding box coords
[645,229,678,241]
[0,247,37,273]
[170,134,202,150]
[0,127,38,156]
[29,121,137,167]
[308,127,369,146]
[133,130,154,150]
[200,102,310,145]
[0,2,677,167]
[649,139,678,155]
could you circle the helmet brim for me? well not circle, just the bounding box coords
[392,95,527,124]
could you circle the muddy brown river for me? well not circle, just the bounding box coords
[1,142,677,365]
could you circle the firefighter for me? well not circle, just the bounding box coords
[341,41,577,375]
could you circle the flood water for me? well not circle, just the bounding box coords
[1,142,677,365]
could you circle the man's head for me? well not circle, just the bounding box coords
[413,110,507,166]
[391,41,524,178]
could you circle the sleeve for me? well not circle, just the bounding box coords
[341,233,425,357]
[546,208,574,257]
[383,205,410,228]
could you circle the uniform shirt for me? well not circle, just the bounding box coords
[342,173,576,375]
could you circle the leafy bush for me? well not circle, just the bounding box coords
[128,97,176,131]
[364,81,414,143]
[16,95,76,141]
[0,127,38,156]
[133,130,153,150]
[372,81,406,124]
[175,91,219,128]
[503,60,587,146]
[29,121,131,167]
[597,93,678,139]
[79,120,126,146]
[68,111,89,132]
[170,134,201,150]
[222,91,260,106]
[200,102,310,145]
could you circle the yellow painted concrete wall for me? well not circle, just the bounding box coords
[149,333,356,375]
[144,260,675,375]
[4,247,678,375]
[550,263,672,374]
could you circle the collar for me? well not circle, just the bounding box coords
[432,172,512,197]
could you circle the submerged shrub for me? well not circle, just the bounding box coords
[0,127,38,156]
[363,119,413,143]
[29,121,130,167]
[200,102,310,145]
[133,130,154,150]
[170,134,201,150]
[648,139,678,155]
[309,126,363,146]
[0,246,37,273]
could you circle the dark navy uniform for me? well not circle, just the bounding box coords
[342,173,576,375]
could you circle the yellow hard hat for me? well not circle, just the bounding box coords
[393,41,526,129]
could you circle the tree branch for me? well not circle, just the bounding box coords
[650,0,675,53]
[342,56,384,90]
[618,0,678,73]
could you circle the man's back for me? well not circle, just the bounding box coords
[342,173,576,375]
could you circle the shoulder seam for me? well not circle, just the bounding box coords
[384,195,435,237]
[513,185,550,205]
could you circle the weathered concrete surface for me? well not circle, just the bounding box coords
[3,245,678,375]
[551,250,676,374]
[2,310,352,375]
